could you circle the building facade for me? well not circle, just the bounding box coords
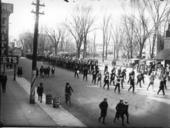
[1,2,13,56]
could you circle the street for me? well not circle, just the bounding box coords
[18,57,170,127]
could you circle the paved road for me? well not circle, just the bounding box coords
[18,57,170,127]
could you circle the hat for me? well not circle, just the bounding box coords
[124,101,128,105]
[120,98,123,102]
[104,98,107,101]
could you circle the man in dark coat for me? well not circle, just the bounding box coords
[37,82,44,103]
[1,72,7,93]
[98,98,108,124]
[114,77,121,94]
[65,82,74,106]
[103,72,110,90]
[114,99,129,126]
[128,75,135,93]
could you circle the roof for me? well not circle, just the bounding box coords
[155,49,170,60]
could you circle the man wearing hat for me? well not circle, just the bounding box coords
[65,82,74,106]
[98,98,108,124]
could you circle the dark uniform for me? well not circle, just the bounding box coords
[97,72,102,87]
[114,77,120,94]
[157,80,165,95]
[110,72,116,86]
[98,98,108,124]
[136,73,142,88]
[92,70,97,84]
[128,75,135,93]
[83,65,88,81]
[103,73,109,90]
[74,65,79,79]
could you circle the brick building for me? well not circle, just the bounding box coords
[1,2,13,56]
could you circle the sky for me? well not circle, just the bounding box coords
[2,0,131,42]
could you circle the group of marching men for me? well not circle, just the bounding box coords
[74,62,169,95]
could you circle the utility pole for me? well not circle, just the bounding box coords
[0,0,2,126]
[30,0,44,104]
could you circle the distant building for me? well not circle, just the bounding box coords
[1,2,13,56]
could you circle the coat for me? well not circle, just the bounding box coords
[99,101,108,116]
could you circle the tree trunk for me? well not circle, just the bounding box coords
[151,33,156,58]
[83,37,87,58]
[105,42,108,60]
[130,40,133,58]
[77,47,81,58]
[102,41,105,62]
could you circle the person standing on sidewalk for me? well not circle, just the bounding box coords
[0,72,7,93]
[98,98,108,124]
[37,82,44,103]
[65,82,74,106]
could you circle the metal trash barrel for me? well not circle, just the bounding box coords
[53,96,61,108]
[46,94,52,104]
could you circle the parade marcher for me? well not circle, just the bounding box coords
[114,77,121,94]
[1,72,7,93]
[136,72,142,88]
[162,73,167,90]
[65,82,74,106]
[98,98,108,124]
[83,65,88,81]
[97,71,102,87]
[104,65,108,75]
[147,72,155,91]
[157,79,165,95]
[74,64,79,79]
[128,75,135,93]
[103,72,110,90]
[51,66,55,76]
[110,70,116,86]
[120,72,124,89]
[92,70,97,84]
[37,82,44,103]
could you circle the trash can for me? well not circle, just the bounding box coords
[46,94,52,104]
[53,96,61,108]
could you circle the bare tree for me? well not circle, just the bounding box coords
[111,26,125,59]
[102,15,112,62]
[133,6,152,58]
[130,0,170,58]
[82,6,95,58]
[45,27,63,56]
[122,15,136,58]
[65,6,95,58]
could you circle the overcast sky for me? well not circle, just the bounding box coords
[2,0,131,42]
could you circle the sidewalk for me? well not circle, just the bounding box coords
[1,73,86,127]
[1,75,56,126]
[16,77,86,127]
